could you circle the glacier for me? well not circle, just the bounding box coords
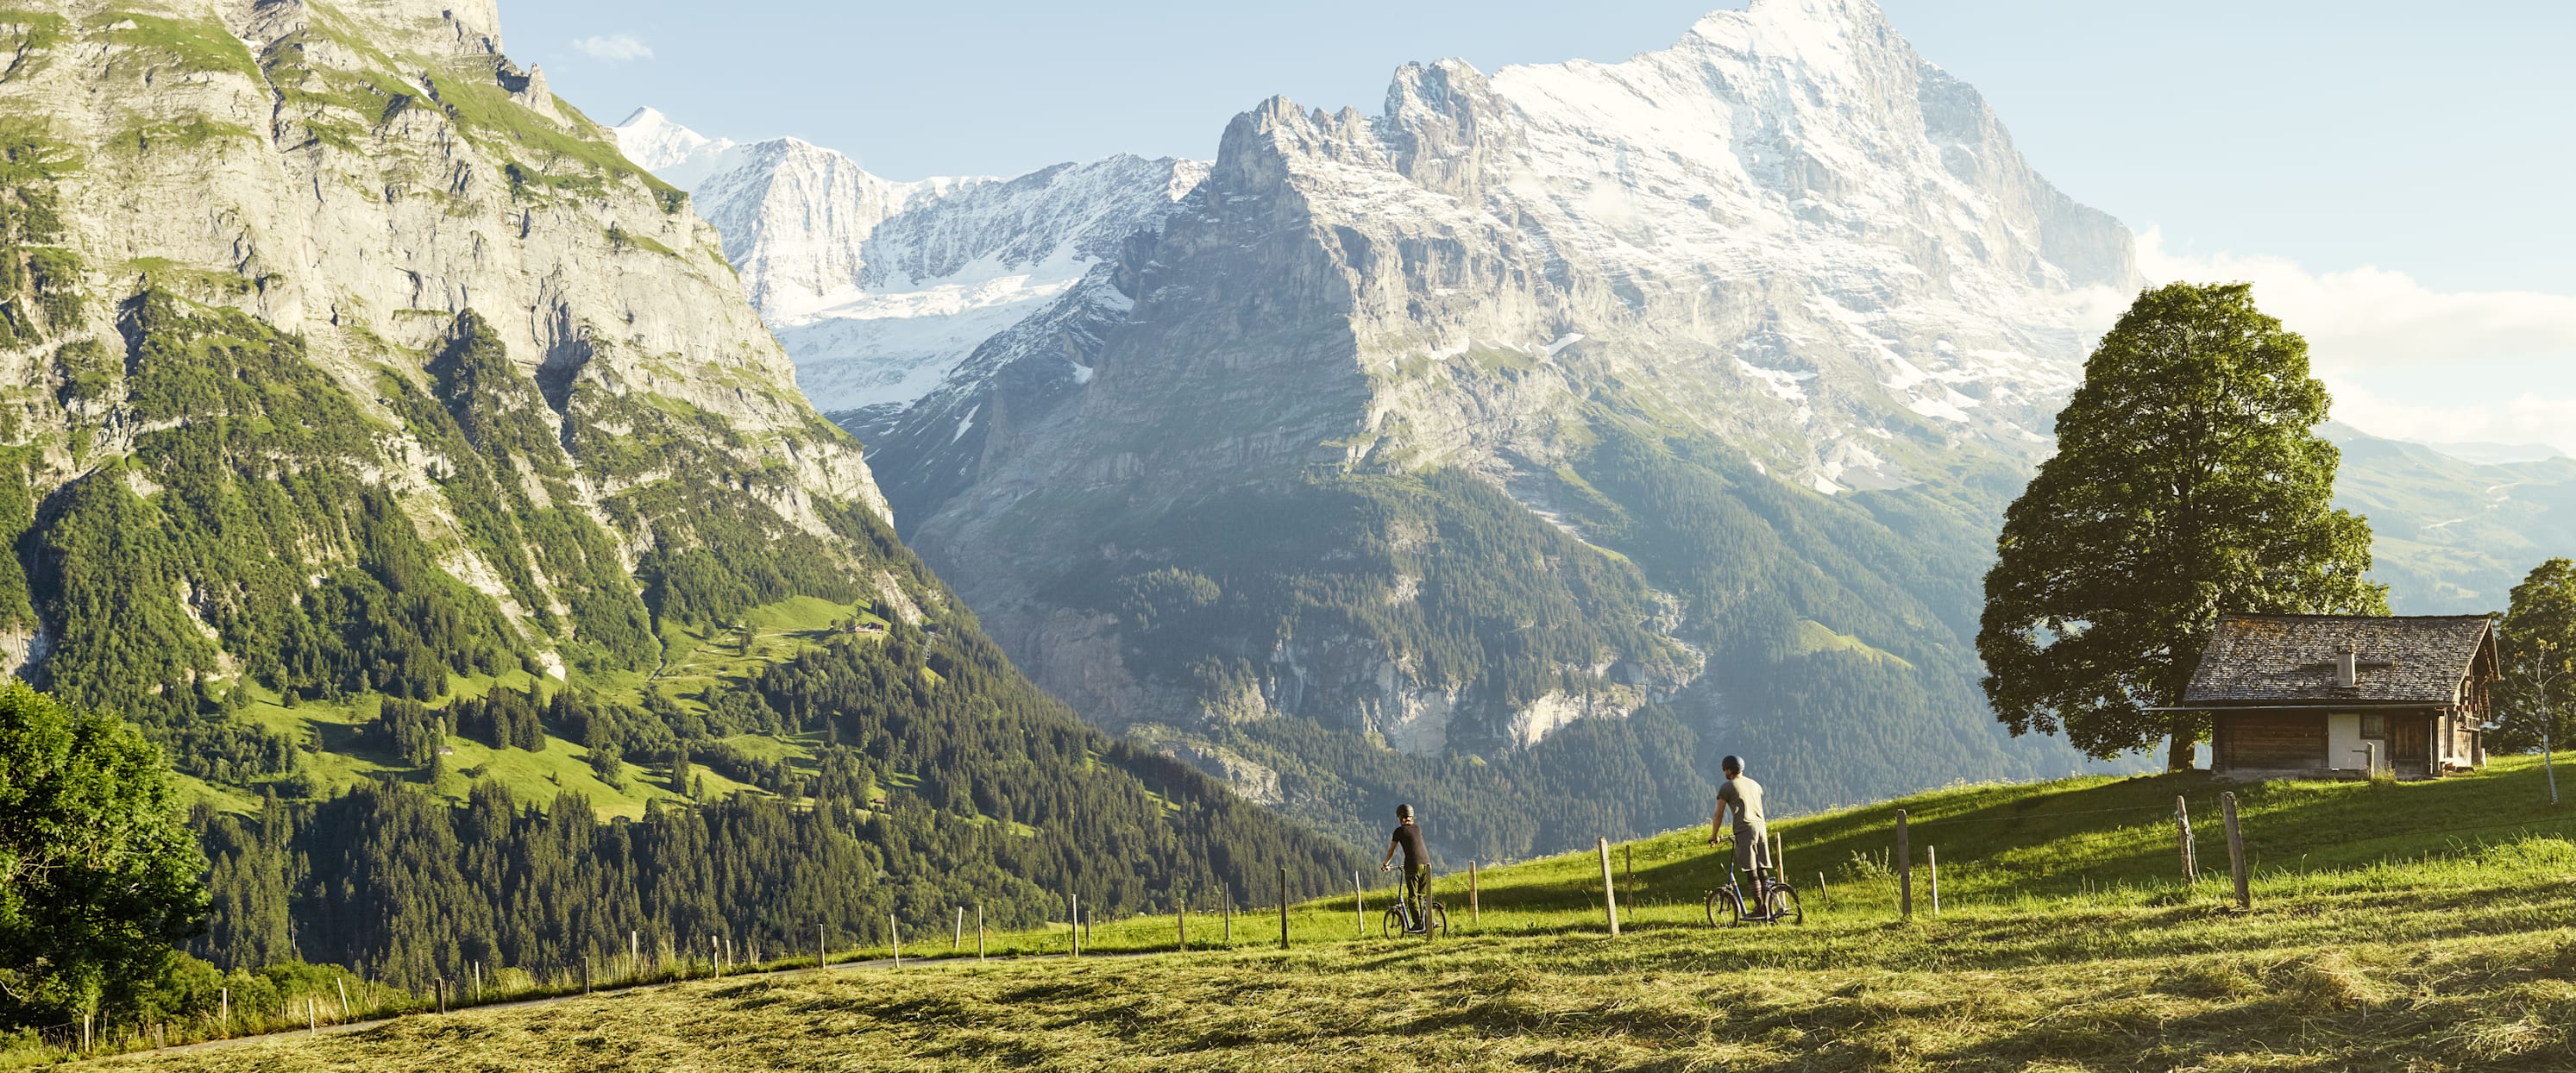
[611,114,1203,417]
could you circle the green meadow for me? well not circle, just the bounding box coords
[66,755,2576,1070]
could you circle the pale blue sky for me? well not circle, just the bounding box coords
[506,0,2576,448]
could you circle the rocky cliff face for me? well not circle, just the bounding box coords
[634,0,2144,849]
[0,0,895,726]
[688,137,982,321]
[875,0,2139,840]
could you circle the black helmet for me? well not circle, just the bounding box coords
[1396,803,1414,821]
[1720,755,1744,775]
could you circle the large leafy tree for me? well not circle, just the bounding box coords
[0,680,209,1029]
[1979,282,2386,769]
[2494,558,2576,753]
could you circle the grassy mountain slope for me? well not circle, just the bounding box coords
[2328,423,2576,612]
[83,756,2576,1070]
[1027,405,2114,857]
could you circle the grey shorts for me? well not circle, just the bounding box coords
[1735,827,1770,872]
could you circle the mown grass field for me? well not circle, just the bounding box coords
[79,756,2576,1070]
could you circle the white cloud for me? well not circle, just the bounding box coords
[2135,229,2576,452]
[570,34,654,62]
[2328,388,2576,455]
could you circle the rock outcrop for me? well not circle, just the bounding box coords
[0,0,888,710]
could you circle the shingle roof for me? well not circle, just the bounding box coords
[2182,614,2496,707]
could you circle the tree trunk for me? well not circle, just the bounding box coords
[2167,711,2197,772]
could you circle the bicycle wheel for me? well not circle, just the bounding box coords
[1705,887,1746,927]
[1425,902,1447,938]
[1764,883,1803,926]
[1380,906,1406,938]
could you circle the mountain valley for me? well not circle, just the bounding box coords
[2,0,2564,1056]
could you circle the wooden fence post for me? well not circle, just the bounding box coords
[1177,895,1187,951]
[1596,837,1621,937]
[307,996,317,1034]
[1279,867,1291,950]
[1817,871,1828,907]
[818,926,826,969]
[1894,809,1912,919]
[1354,872,1365,936]
[436,979,446,1015]
[1928,845,1940,915]
[2176,794,2198,883]
[977,905,987,961]
[954,907,964,951]
[1773,830,1787,885]
[1071,895,1081,958]
[219,986,229,1028]
[2223,791,2251,910]
[1224,899,1233,943]
[1624,843,1635,907]
[890,913,902,967]
[1468,860,1480,924]
[336,977,350,1019]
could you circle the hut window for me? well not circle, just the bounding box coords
[2361,713,2387,737]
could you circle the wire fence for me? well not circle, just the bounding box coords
[1752,791,2576,923]
[35,786,2576,1062]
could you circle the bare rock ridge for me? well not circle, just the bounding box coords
[628,0,2144,847]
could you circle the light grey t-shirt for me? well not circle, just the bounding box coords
[1717,775,1767,839]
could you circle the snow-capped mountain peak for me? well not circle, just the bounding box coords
[611,107,740,190]
[688,136,985,315]
[1687,0,1885,79]
[632,1,2145,836]
[614,109,1206,416]
[788,152,1208,415]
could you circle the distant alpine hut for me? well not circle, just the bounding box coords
[2183,613,2497,780]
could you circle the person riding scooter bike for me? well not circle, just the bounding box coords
[1706,754,1773,912]
[1379,804,1431,927]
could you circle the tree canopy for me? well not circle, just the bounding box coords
[1978,282,2386,769]
[0,681,208,1030]
[2494,558,2576,753]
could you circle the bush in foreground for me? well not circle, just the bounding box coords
[0,681,210,1031]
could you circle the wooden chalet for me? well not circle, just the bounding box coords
[2183,613,2497,781]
